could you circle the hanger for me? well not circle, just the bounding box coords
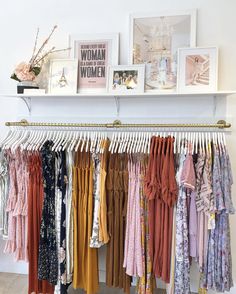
[130,132,137,154]
[123,131,128,153]
[128,132,135,154]
[80,132,86,152]
[109,132,115,153]
[10,129,26,152]
[4,128,21,150]
[223,132,227,151]
[51,130,61,151]
[141,132,147,154]
[0,129,13,148]
[113,132,120,154]
[69,131,78,152]
[61,130,70,151]
[117,132,124,153]
[15,130,30,152]
[85,132,89,153]
[75,132,82,152]
[138,132,144,153]
[32,129,42,151]
[147,133,152,154]
[33,129,43,151]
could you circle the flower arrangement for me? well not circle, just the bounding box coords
[11,25,70,82]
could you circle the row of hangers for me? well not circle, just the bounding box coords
[109,131,227,155]
[0,128,227,155]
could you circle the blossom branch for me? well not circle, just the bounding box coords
[33,47,71,67]
[29,27,39,65]
[30,25,58,69]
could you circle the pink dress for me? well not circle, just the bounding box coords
[4,150,17,254]
[4,149,28,262]
[123,158,143,277]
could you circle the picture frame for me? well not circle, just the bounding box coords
[48,59,78,94]
[129,10,197,92]
[69,33,119,93]
[107,64,145,94]
[177,47,218,93]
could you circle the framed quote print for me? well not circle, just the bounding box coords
[70,33,119,93]
[129,10,197,92]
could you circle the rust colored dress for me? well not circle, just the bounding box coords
[27,152,54,294]
[144,137,177,284]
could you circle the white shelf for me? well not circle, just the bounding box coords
[1,91,235,116]
[1,90,236,99]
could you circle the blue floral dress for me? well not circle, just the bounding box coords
[174,152,195,294]
[202,145,234,292]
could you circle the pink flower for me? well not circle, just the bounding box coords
[14,62,36,81]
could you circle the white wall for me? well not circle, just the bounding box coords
[0,0,236,293]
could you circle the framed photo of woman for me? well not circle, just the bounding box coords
[177,47,218,93]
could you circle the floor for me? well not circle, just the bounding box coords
[0,273,166,294]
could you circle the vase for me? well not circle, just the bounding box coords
[17,80,39,94]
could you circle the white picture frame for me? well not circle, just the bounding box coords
[69,33,119,93]
[107,64,145,94]
[129,9,197,93]
[177,47,218,93]
[48,59,78,94]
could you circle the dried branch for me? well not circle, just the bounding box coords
[30,25,58,69]
[33,47,71,67]
[29,27,39,64]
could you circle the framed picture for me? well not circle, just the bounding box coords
[177,47,218,93]
[69,33,119,93]
[107,65,145,94]
[129,10,197,92]
[48,59,78,94]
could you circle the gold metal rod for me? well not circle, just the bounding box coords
[4,119,231,129]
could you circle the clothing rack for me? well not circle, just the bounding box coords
[4,119,232,129]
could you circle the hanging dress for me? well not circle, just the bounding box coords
[28,152,54,294]
[203,144,234,292]
[0,149,9,239]
[99,139,110,244]
[65,150,74,284]
[58,150,69,292]
[106,152,131,293]
[123,156,143,277]
[72,148,99,294]
[38,140,58,285]
[89,150,103,248]
[174,149,196,294]
[137,154,155,294]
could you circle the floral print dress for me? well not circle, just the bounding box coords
[174,151,196,294]
[58,150,69,293]
[38,141,58,285]
[202,145,234,292]
[89,152,104,248]
[0,150,9,239]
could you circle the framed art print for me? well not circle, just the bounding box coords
[48,59,78,94]
[129,10,197,92]
[107,65,145,94]
[177,47,218,93]
[70,33,119,93]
